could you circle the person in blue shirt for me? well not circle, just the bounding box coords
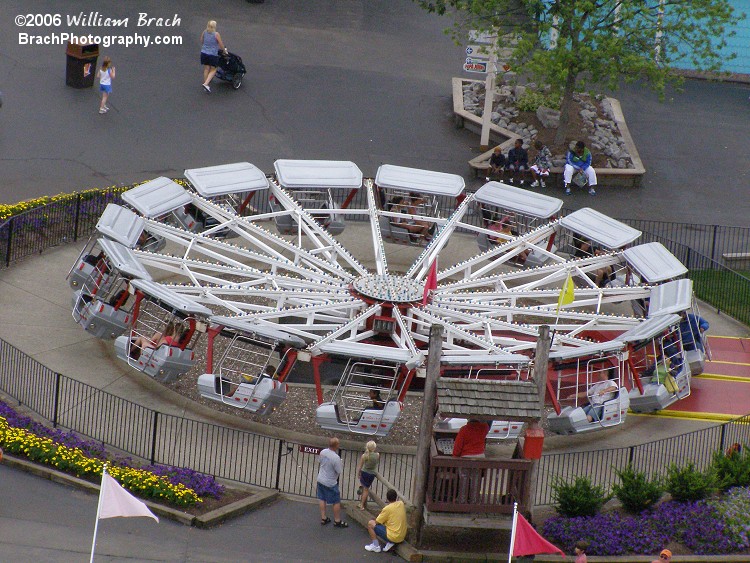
[564,141,598,196]
[505,139,529,185]
[679,311,709,352]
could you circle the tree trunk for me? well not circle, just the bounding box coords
[553,70,577,146]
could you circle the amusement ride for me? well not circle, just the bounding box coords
[67,160,709,438]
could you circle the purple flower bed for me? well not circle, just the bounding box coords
[542,500,745,555]
[0,400,224,499]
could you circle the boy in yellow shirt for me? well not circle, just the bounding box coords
[365,489,407,552]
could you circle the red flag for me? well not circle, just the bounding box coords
[422,259,438,305]
[512,512,564,557]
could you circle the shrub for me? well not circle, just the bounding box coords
[612,465,663,513]
[666,462,717,502]
[712,447,750,491]
[515,90,561,112]
[552,476,609,517]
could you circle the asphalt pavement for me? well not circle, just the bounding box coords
[0,463,372,563]
[1,0,749,226]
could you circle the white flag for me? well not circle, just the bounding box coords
[98,471,159,522]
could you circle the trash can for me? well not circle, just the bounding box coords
[65,42,99,88]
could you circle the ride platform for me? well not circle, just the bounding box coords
[658,336,750,421]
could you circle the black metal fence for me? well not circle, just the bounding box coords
[2,335,749,506]
[0,338,414,500]
[536,414,750,506]
[0,188,124,267]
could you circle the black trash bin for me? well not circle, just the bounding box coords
[65,42,99,88]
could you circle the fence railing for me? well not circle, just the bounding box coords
[3,336,750,507]
[535,413,750,505]
[0,338,415,501]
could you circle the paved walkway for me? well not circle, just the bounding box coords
[0,463,370,563]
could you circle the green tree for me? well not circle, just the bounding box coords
[417,0,741,144]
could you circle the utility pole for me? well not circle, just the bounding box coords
[411,323,443,545]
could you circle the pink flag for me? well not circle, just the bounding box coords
[422,259,438,305]
[512,512,563,557]
[98,471,159,522]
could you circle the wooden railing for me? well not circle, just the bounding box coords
[425,453,532,514]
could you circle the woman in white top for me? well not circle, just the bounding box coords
[98,56,115,114]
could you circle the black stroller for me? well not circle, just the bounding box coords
[216,51,246,89]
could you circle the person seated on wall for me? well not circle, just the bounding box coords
[564,141,598,196]
[679,311,709,352]
[530,140,552,188]
[365,489,407,553]
[485,146,506,182]
[578,369,618,422]
[505,139,529,185]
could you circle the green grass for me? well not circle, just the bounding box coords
[690,269,750,327]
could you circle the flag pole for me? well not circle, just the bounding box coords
[508,501,519,563]
[90,464,108,563]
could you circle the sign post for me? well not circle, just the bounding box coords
[479,49,498,151]
[466,30,499,152]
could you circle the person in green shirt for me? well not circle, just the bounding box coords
[356,440,380,510]
[365,489,407,553]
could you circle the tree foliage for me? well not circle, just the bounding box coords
[417,0,742,142]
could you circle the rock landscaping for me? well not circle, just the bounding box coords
[462,80,635,169]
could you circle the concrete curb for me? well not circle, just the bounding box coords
[454,77,646,188]
[342,500,421,562]
[1,453,277,528]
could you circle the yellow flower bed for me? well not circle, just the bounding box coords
[0,416,201,507]
[0,179,189,222]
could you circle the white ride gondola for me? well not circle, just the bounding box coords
[71,239,151,340]
[560,207,641,257]
[621,313,690,412]
[435,353,533,440]
[647,278,710,375]
[121,176,196,232]
[375,164,465,246]
[474,182,563,267]
[68,203,151,291]
[95,202,166,253]
[623,242,690,316]
[546,342,630,435]
[184,161,270,236]
[270,159,363,236]
[197,316,305,415]
[315,343,421,436]
[113,279,211,382]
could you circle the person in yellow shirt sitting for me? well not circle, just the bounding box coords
[365,489,407,553]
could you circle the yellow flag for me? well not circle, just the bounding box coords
[557,273,575,312]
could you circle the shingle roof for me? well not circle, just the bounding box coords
[436,378,541,420]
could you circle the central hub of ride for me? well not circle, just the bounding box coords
[352,274,424,304]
